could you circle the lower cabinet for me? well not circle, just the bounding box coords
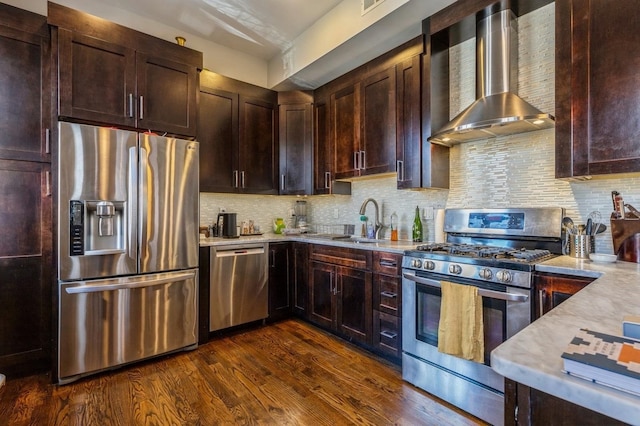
[268,242,308,322]
[308,245,372,346]
[533,271,596,319]
[506,379,626,426]
[372,252,402,361]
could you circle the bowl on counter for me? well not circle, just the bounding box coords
[588,253,617,263]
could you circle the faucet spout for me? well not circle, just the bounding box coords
[359,198,383,239]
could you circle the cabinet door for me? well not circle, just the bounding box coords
[556,0,640,177]
[292,242,308,317]
[58,29,136,128]
[534,272,595,318]
[136,53,197,137]
[279,103,312,195]
[396,56,421,189]
[313,98,333,194]
[331,84,360,179]
[308,261,335,329]
[336,266,372,346]
[0,160,52,376]
[360,67,396,176]
[0,22,50,162]
[198,87,239,193]
[239,96,278,194]
[268,243,291,321]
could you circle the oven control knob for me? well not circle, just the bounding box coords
[448,264,462,275]
[411,259,422,268]
[479,268,493,280]
[496,270,512,283]
[423,260,436,271]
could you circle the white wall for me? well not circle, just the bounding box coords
[201,3,640,254]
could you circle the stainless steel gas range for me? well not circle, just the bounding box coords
[401,208,564,426]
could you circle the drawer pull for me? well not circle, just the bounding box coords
[380,291,397,298]
[379,260,397,267]
[380,330,397,339]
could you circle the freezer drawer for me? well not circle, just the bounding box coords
[58,269,198,384]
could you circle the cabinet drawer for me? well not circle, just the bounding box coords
[373,251,402,275]
[373,273,400,316]
[373,310,401,359]
[309,244,371,270]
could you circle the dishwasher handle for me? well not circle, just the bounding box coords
[215,247,265,258]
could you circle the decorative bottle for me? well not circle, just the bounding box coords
[412,206,423,242]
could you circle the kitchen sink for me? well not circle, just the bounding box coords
[304,233,352,241]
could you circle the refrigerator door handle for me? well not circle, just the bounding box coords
[138,146,148,262]
[64,271,195,294]
[128,147,138,261]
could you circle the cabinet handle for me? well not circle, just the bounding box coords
[45,128,50,154]
[324,172,331,189]
[139,95,144,119]
[380,290,397,298]
[379,259,397,267]
[45,170,51,196]
[240,171,245,188]
[233,170,239,188]
[538,289,546,318]
[380,330,397,339]
[360,151,366,169]
[397,160,404,181]
[281,174,286,191]
[353,151,359,170]
[128,94,134,118]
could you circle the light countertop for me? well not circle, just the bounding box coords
[491,255,640,425]
[199,233,420,254]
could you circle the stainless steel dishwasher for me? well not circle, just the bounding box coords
[209,242,269,331]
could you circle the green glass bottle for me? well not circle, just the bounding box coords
[412,206,423,242]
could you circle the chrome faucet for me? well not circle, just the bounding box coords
[359,198,383,239]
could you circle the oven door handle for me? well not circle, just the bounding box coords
[402,271,529,303]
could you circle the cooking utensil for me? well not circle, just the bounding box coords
[577,224,586,235]
[562,217,575,234]
[585,218,592,235]
[594,223,607,234]
[587,210,602,235]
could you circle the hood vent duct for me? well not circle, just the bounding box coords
[428,9,554,145]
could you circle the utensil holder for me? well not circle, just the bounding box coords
[569,235,595,258]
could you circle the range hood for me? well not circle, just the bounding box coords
[429,9,554,145]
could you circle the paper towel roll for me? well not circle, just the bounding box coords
[435,209,446,243]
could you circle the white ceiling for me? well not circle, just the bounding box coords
[94,0,346,61]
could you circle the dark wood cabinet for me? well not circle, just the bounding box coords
[198,246,211,344]
[50,3,200,137]
[506,379,626,426]
[0,4,52,378]
[331,67,396,179]
[372,252,402,361]
[533,271,595,319]
[278,92,313,195]
[198,71,278,194]
[395,55,422,189]
[313,91,333,194]
[556,0,640,177]
[308,245,372,346]
[291,242,308,317]
[268,242,292,322]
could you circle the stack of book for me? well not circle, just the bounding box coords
[562,328,640,396]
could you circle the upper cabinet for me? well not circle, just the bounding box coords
[278,91,313,195]
[49,3,201,138]
[556,0,640,177]
[199,71,278,194]
[0,4,50,163]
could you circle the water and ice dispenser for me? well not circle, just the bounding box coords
[69,200,126,255]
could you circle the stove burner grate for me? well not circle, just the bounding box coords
[415,243,552,263]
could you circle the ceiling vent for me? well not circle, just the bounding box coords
[361,0,385,16]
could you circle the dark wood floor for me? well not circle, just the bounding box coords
[0,319,487,425]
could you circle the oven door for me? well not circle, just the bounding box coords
[401,269,530,426]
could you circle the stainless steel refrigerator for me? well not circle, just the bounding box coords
[57,122,199,384]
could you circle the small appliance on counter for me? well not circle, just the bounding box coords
[216,212,238,238]
[294,200,309,231]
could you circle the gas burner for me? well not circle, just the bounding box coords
[415,243,552,264]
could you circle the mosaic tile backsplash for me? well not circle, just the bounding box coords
[201,4,640,254]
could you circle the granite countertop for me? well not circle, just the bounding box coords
[491,255,640,424]
[199,233,419,254]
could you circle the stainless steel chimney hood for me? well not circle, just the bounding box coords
[428,9,554,145]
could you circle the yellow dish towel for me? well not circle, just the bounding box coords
[437,281,484,363]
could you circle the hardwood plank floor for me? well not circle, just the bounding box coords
[0,319,488,425]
